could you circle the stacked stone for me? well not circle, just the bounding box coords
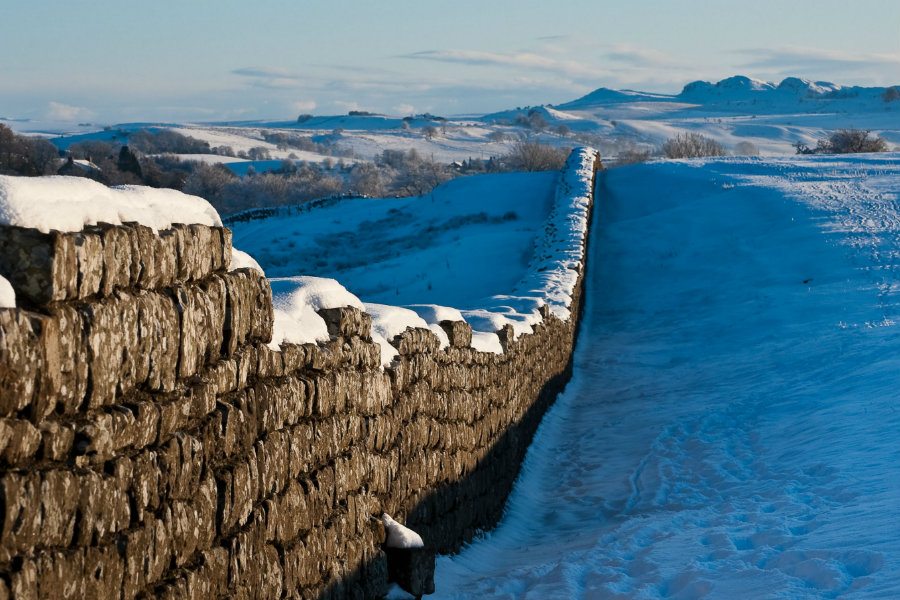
[0,150,599,600]
[0,222,278,599]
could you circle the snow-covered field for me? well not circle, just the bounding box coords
[434,153,900,598]
[230,171,558,307]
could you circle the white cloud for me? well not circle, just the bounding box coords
[233,66,304,89]
[291,99,317,112]
[46,101,93,121]
[736,46,900,85]
[605,43,678,68]
[333,100,361,112]
[393,103,416,115]
[403,49,605,79]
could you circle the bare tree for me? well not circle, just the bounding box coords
[796,129,888,155]
[348,162,387,197]
[503,140,570,171]
[661,132,726,159]
[421,126,439,140]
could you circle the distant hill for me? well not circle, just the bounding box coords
[558,75,897,112]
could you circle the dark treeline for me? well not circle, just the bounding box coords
[1,124,572,215]
[0,124,61,176]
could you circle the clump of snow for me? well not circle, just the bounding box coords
[0,275,15,308]
[469,331,503,354]
[0,175,221,233]
[267,276,364,349]
[365,303,450,367]
[405,304,464,346]
[382,514,424,549]
[404,304,465,324]
[230,248,265,274]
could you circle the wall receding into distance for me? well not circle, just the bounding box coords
[0,150,600,599]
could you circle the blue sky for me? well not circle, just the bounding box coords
[2,0,899,124]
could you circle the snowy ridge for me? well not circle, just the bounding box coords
[261,147,598,366]
[0,175,221,233]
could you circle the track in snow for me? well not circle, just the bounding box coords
[432,154,900,599]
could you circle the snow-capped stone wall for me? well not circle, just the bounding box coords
[0,149,600,599]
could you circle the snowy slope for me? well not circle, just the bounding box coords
[233,148,597,365]
[230,171,559,307]
[434,153,900,598]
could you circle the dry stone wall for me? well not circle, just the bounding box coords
[0,153,599,599]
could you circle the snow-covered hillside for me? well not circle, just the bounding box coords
[433,152,900,598]
[230,171,558,307]
[232,148,596,364]
[27,75,897,168]
[542,75,900,155]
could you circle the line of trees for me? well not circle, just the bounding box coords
[0,124,60,176]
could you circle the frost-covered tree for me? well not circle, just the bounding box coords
[348,162,387,197]
[796,129,888,155]
[503,140,570,171]
[421,126,439,140]
[661,133,726,159]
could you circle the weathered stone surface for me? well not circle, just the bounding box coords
[0,223,232,307]
[319,306,372,339]
[0,418,41,465]
[221,269,274,351]
[393,327,441,356]
[440,319,472,348]
[0,226,72,306]
[0,309,43,417]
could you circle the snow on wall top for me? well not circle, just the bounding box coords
[261,147,598,365]
[0,175,221,233]
[0,275,15,309]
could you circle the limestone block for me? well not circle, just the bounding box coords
[173,277,226,379]
[318,306,372,339]
[0,472,40,553]
[35,549,85,599]
[136,292,179,393]
[0,310,42,417]
[0,223,231,307]
[0,226,74,305]
[221,270,274,353]
[9,555,38,600]
[393,327,441,356]
[82,543,124,599]
[0,418,41,465]
[73,470,130,546]
[38,420,75,461]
